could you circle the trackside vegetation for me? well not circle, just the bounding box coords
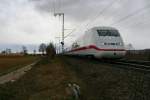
[0,56,150,100]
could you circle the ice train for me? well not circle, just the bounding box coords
[65,26,126,58]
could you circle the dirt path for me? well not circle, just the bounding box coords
[0,62,36,84]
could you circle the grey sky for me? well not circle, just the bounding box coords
[0,0,150,51]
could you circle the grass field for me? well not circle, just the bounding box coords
[0,56,150,100]
[0,56,81,100]
[125,52,150,61]
[0,56,38,76]
[125,54,150,61]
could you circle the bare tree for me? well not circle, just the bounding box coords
[46,43,56,58]
[33,49,36,55]
[1,50,6,54]
[6,48,11,54]
[22,46,28,55]
[39,43,46,55]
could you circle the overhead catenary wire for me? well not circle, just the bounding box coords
[85,0,120,29]
[52,0,55,14]
[59,0,62,12]
[54,0,57,12]
[102,0,130,22]
[132,16,150,27]
[101,0,150,31]
[124,15,150,29]
[53,0,60,13]
[64,0,120,39]
[58,0,61,12]
[111,3,150,25]
[64,28,77,38]
[56,0,150,39]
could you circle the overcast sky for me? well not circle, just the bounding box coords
[0,0,150,52]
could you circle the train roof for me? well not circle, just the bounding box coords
[91,26,118,30]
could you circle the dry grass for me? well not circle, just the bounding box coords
[1,56,150,100]
[0,56,82,100]
[64,56,150,100]
[0,56,38,76]
[125,54,150,61]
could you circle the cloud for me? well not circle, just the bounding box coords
[29,0,115,22]
[0,0,61,45]
[0,0,150,50]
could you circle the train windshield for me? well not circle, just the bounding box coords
[97,30,120,37]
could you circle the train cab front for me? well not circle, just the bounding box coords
[94,27,126,59]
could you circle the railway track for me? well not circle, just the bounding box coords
[65,56,150,72]
[62,56,150,99]
[96,59,150,72]
[117,59,150,66]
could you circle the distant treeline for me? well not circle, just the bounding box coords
[126,49,150,60]
[127,49,150,55]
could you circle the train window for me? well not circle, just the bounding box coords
[104,42,121,45]
[111,43,115,45]
[97,30,120,37]
[97,30,107,36]
[110,30,120,37]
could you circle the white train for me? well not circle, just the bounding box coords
[65,26,126,58]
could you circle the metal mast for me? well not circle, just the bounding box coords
[54,13,64,52]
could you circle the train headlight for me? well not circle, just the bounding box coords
[102,43,105,45]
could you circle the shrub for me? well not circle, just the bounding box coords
[46,43,56,59]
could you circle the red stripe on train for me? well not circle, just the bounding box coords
[68,45,126,52]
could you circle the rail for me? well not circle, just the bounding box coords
[98,59,150,72]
